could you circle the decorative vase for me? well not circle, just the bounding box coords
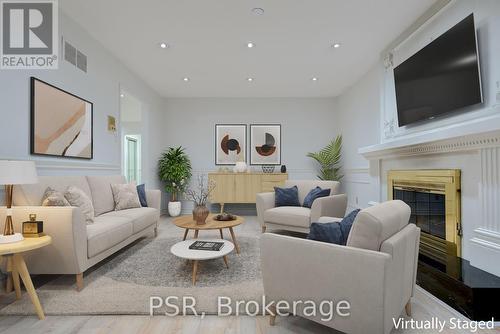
[234,161,247,173]
[193,205,210,225]
[168,201,182,217]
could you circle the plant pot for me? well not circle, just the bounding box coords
[192,205,209,225]
[168,201,182,217]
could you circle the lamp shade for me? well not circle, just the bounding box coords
[0,160,38,185]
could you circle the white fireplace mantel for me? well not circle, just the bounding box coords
[358,113,500,277]
[359,111,500,160]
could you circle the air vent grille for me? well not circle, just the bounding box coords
[64,39,87,73]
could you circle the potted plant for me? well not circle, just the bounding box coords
[158,146,192,216]
[185,175,216,225]
[307,135,343,181]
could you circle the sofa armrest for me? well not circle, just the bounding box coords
[310,194,347,222]
[261,233,390,333]
[145,189,161,212]
[256,192,275,227]
[0,206,87,275]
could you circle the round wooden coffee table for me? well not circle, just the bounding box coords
[172,214,244,254]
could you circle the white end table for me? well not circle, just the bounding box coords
[170,239,234,285]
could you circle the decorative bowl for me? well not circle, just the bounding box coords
[262,165,275,173]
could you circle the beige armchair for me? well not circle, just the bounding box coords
[256,180,347,233]
[260,200,420,334]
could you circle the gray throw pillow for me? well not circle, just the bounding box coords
[111,183,141,211]
[64,186,95,224]
[42,187,70,206]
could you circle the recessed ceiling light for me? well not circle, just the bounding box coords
[311,77,318,81]
[183,77,189,82]
[332,43,341,48]
[247,77,254,82]
[247,42,255,48]
[159,42,168,49]
[120,93,124,98]
[252,7,264,15]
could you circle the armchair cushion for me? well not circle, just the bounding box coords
[308,209,360,245]
[303,187,331,208]
[264,206,311,228]
[274,185,300,207]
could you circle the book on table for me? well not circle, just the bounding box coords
[189,241,225,251]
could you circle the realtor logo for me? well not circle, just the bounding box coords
[1,0,58,69]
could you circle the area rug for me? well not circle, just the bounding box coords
[0,234,264,315]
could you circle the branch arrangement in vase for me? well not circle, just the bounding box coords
[185,175,216,206]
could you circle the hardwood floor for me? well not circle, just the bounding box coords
[0,216,498,333]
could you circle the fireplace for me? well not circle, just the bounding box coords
[388,170,461,265]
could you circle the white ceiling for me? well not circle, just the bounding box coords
[60,0,437,98]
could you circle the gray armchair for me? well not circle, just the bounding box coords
[260,200,420,334]
[256,180,347,233]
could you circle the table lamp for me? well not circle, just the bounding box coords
[0,160,38,243]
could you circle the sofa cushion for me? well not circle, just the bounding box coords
[264,206,311,228]
[274,186,300,207]
[346,200,410,251]
[41,187,70,206]
[13,176,91,206]
[284,180,340,205]
[303,186,331,208]
[308,209,360,245]
[102,207,158,234]
[111,182,141,211]
[65,186,95,224]
[87,215,133,258]
[86,175,126,216]
[136,184,148,207]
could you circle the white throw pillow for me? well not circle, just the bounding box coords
[64,186,95,224]
[42,187,70,206]
[111,183,141,211]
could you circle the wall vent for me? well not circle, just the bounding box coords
[63,39,87,73]
[64,41,77,66]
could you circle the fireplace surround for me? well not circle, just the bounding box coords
[388,169,461,267]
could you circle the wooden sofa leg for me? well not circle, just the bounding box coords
[269,305,276,326]
[262,226,267,233]
[76,273,84,291]
[405,300,411,317]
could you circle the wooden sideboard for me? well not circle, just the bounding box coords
[208,172,288,211]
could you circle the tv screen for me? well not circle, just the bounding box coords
[394,14,482,127]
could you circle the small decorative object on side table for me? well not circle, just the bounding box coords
[22,214,44,237]
[0,160,38,244]
[185,175,216,225]
[0,235,52,319]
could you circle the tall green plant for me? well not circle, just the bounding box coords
[158,147,192,201]
[307,135,343,181]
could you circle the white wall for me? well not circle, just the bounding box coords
[336,66,382,210]
[163,98,338,211]
[0,10,165,196]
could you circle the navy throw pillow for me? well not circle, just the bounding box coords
[307,209,361,245]
[274,185,300,207]
[136,184,148,207]
[303,186,331,208]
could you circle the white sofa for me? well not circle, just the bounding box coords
[256,180,347,233]
[0,175,161,290]
[260,200,420,334]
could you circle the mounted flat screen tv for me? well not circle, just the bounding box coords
[394,14,482,127]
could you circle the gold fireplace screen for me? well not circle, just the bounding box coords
[388,170,461,263]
